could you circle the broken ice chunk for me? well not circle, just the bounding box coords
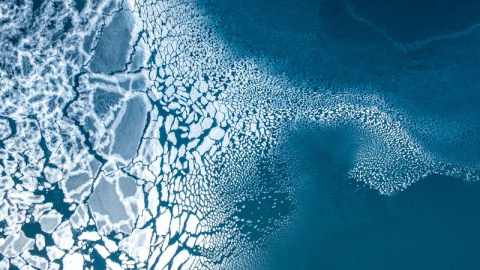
[89,10,135,74]
[111,95,147,160]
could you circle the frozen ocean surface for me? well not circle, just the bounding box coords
[0,0,479,269]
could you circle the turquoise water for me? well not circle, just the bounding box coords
[198,0,480,268]
[265,126,480,269]
[269,126,480,269]
[270,174,480,269]
[201,0,480,165]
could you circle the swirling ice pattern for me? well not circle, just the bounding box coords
[0,0,478,269]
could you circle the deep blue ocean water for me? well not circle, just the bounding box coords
[200,0,480,166]
[269,174,480,270]
[198,0,480,268]
[264,126,480,269]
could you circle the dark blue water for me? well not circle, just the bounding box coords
[269,174,480,270]
[263,126,480,269]
[196,1,480,267]
[199,0,480,134]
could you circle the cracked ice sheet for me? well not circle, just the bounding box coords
[0,0,479,269]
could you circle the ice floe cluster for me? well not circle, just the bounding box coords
[0,0,479,269]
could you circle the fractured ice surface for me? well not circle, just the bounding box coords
[89,10,135,74]
[89,176,130,224]
[65,173,89,193]
[93,88,123,117]
[111,95,148,160]
[0,0,479,269]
